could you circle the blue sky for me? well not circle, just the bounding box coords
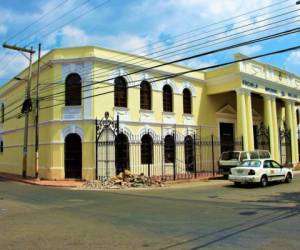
[0,0,300,85]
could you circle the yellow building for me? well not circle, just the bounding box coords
[0,46,299,180]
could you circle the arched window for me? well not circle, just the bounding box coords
[140,81,151,110]
[115,133,130,174]
[0,140,3,153]
[141,134,153,164]
[164,135,175,163]
[184,135,194,172]
[163,85,173,112]
[114,77,127,107]
[65,73,82,106]
[183,88,192,114]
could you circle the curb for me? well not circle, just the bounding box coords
[0,172,83,188]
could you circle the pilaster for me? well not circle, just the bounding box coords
[271,98,280,162]
[236,89,249,150]
[263,95,275,159]
[245,91,254,150]
[285,101,298,164]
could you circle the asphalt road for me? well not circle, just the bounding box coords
[1,176,300,250]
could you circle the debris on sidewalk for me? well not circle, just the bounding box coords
[80,170,166,190]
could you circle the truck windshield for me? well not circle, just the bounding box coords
[240,160,261,167]
[221,152,239,160]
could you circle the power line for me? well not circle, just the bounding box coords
[23,0,112,48]
[1,1,294,111]
[3,13,299,115]
[60,0,292,75]
[73,11,300,85]
[39,5,300,88]
[0,0,112,89]
[4,44,300,123]
[5,0,69,43]
[20,0,92,47]
[36,44,300,111]
[0,0,70,70]
[37,26,300,102]
[1,0,295,89]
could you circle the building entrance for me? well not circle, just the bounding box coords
[64,133,82,179]
[220,123,234,153]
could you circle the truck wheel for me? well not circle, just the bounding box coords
[234,182,240,187]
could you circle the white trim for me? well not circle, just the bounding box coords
[50,57,203,82]
[216,104,236,119]
[0,118,219,136]
[61,62,93,119]
[109,67,134,86]
[139,109,155,123]
[138,126,160,142]
[156,79,179,94]
[118,124,134,142]
[182,127,196,137]
[61,125,84,142]
[179,81,197,97]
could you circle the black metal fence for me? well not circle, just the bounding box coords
[95,117,243,181]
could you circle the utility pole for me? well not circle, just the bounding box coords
[35,43,41,179]
[2,43,35,178]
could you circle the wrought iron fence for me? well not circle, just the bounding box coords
[95,116,243,181]
[279,126,292,166]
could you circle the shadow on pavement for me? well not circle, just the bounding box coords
[157,189,300,250]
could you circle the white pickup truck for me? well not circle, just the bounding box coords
[218,150,271,178]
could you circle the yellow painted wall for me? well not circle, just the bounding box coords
[1,46,300,180]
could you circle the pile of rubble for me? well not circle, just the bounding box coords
[80,170,166,190]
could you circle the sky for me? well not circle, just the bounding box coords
[0,0,300,85]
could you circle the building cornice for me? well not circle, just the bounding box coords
[49,57,205,83]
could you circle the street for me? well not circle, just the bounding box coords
[0,176,300,250]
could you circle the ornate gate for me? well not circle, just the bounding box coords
[96,112,119,180]
[279,124,292,166]
[256,123,270,151]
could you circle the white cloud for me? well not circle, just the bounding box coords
[184,58,217,69]
[60,25,91,47]
[286,51,300,66]
[0,52,28,79]
[238,45,263,56]
[101,34,149,54]
[0,24,7,35]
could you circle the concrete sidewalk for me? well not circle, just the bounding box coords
[0,172,220,188]
[0,172,83,188]
[1,171,298,189]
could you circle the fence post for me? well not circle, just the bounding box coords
[147,131,151,177]
[279,129,283,165]
[267,127,271,151]
[173,132,176,181]
[193,133,197,178]
[241,136,244,151]
[95,119,98,180]
[161,125,164,179]
[211,134,215,176]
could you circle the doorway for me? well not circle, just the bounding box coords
[220,123,234,153]
[64,133,82,179]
